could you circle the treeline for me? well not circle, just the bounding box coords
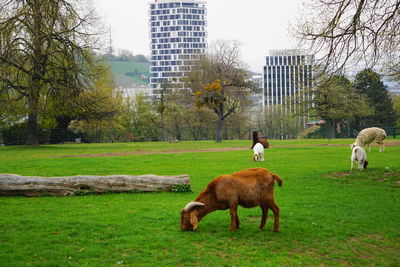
[103,49,148,63]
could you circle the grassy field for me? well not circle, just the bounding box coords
[0,139,399,266]
[108,61,149,86]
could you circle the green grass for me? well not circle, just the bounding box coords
[108,61,150,86]
[0,139,399,266]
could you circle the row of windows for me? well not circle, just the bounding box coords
[178,29,205,35]
[265,55,313,66]
[153,26,206,33]
[150,9,170,15]
[150,2,202,9]
[157,26,182,32]
[181,15,201,19]
[154,37,204,44]
[150,3,181,9]
[152,48,203,55]
[178,8,205,14]
[152,42,206,50]
[177,20,205,25]
[177,43,206,48]
[150,53,202,62]
[150,15,206,24]
[150,14,204,21]
[151,55,172,61]
[150,8,205,16]
[159,61,182,66]
[151,67,172,72]
[151,32,170,38]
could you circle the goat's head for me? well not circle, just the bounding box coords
[180,201,205,231]
[253,154,259,162]
[350,144,356,150]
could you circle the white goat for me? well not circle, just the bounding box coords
[253,142,264,162]
[352,127,387,152]
[351,146,368,171]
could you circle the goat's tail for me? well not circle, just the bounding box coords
[273,174,282,187]
[364,160,368,169]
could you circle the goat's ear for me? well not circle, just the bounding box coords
[190,211,199,231]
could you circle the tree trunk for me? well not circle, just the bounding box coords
[325,118,336,139]
[215,118,224,142]
[0,173,190,197]
[25,113,39,145]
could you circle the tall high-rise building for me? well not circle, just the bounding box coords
[263,49,314,107]
[148,0,207,94]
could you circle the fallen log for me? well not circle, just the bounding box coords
[0,173,190,197]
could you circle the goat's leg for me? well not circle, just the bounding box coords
[229,203,239,231]
[259,205,269,229]
[378,141,384,152]
[351,160,354,171]
[358,161,364,171]
[267,200,280,232]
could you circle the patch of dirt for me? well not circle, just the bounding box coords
[324,171,353,179]
[51,140,400,158]
[52,147,249,158]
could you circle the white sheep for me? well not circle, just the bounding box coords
[253,142,264,162]
[352,127,387,152]
[351,146,368,171]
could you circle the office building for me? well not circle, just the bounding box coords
[148,0,207,94]
[263,49,314,107]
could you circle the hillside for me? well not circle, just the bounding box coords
[107,60,150,87]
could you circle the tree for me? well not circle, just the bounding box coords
[68,65,124,143]
[353,69,395,127]
[300,75,373,138]
[183,107,216,140]
[393,96,400,128]
[255,105,302,139]
[0,0,103,145]
[121,92,158,142]
[294,0,400,78]
[186,40,251,142]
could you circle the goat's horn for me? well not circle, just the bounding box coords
[184,201,205,212]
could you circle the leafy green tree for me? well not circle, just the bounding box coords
[353,69,395,127]
[307,75,373,138]
[121,92,158,142]
[0,0,102,145]
[68,66,124,143]
[392,96,400,128]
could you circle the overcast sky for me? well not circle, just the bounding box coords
[92,0,303,73]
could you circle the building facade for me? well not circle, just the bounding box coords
[148,0,207,94]
[263,49,314,107]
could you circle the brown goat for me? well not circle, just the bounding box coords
[250,131,269,149]
[180,168,282,232]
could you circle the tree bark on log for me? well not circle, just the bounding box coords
[0,173,190,197]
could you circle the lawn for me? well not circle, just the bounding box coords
[0,139,399,266]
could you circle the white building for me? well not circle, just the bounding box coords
[148,0,207,95]
[263,49,314,107]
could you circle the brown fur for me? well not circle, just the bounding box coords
[180,168,282,232]
[250,131,269,149]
